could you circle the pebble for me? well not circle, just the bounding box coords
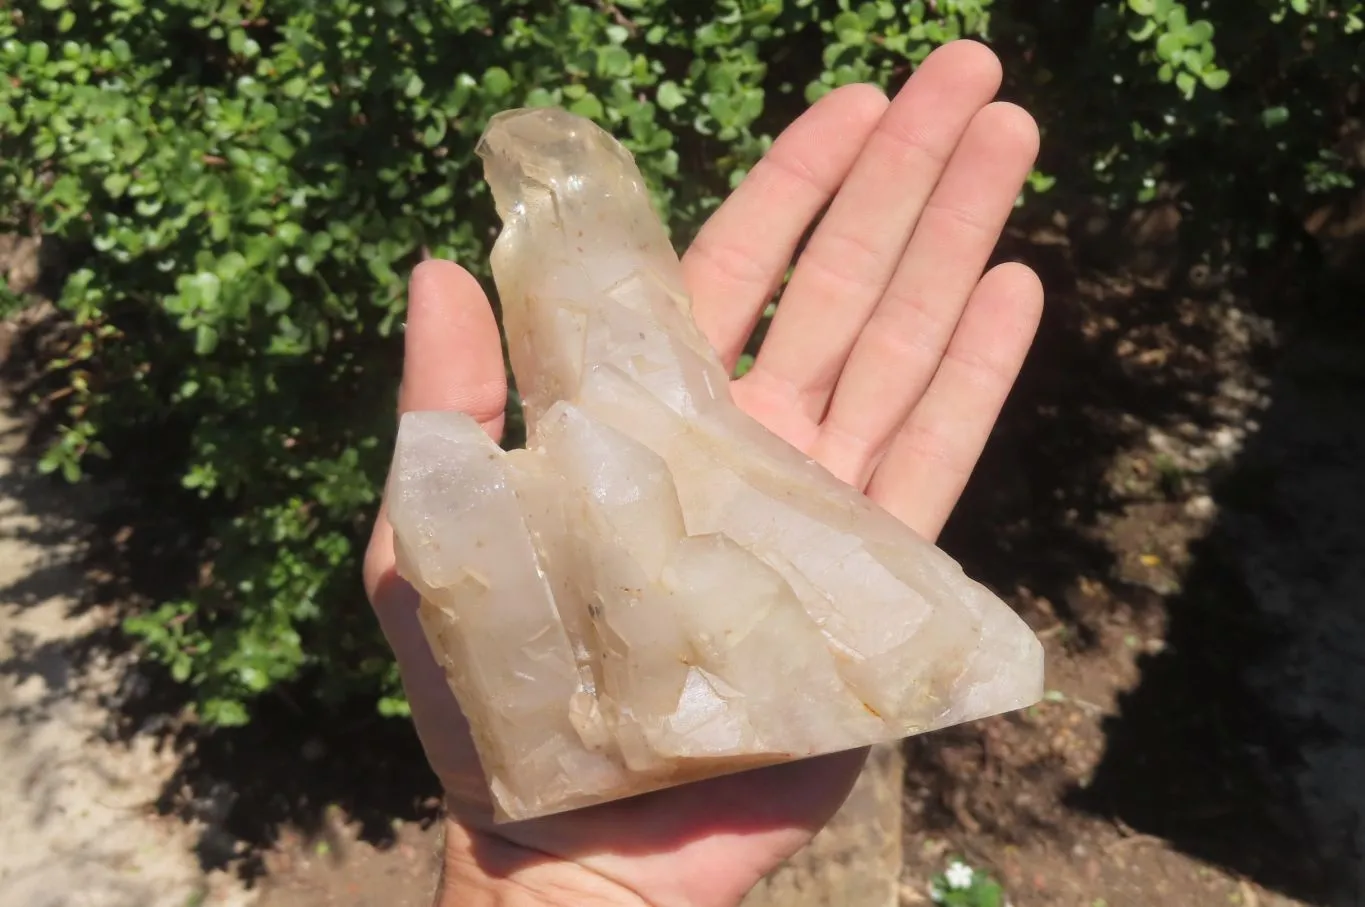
[1184,495,1216,519]
[1211,426,1240,452]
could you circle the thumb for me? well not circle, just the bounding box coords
[364,258,506,603]
[359,259,508,798]
[397,258,508,432]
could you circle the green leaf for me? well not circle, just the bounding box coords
[239,666,268,692]
[833,10,864,43]
[657,80,685,111]
[378,696,411,718]
[568,93,605,119]
[1127,0,1155,12]
[1128,19,1158,41]
[37,448,62,475]
[1261,105,1290,128]
[102,172,130,197]
[597,46,632,78]
[422,119,447,146]
[797,80,829,105]
[203,699,249,727]
[1028,170,1057,192]
[1185,19,1214,43]
[186,272,222,308]
[1200,68,1229,90]
[483,66,513,96]
[194,324,219,355]
[1155,31,1183,61]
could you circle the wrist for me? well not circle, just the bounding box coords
[438,817,652,907]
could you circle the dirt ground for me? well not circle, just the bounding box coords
[2,201,1362,907]
[889,211,1364,907]
[0,289,252,904]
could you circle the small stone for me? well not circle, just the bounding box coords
[386,108,1044,822]
[1211,426,1240,452]
[1185,494,1216,519]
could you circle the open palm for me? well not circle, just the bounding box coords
[364,40,1042,907]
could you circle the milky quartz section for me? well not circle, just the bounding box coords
[386,107,1044,822]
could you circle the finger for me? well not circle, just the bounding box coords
[362,260,510,792]
[397,259,507,432]
[743,39,1003,419]
[683,83,889,369]
[865,262,1043,541]
[365,258,506,602]
[813,102,1040,487]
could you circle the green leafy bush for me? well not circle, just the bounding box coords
[0,0,1358,725]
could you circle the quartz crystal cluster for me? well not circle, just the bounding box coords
[386,108,1044,822]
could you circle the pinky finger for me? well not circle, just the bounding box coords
[864,261,1043,542]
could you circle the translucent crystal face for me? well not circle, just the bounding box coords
[476,107,644,225]
[386,107,1044,823]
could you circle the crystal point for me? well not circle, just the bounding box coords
[387,107,1044,822]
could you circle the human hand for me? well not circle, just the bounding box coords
[363,38,1041,907]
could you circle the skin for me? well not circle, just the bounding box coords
[363,39,1043,907]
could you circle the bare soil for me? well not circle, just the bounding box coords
[893,212,1364,907]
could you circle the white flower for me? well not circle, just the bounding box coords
[945,860,975,890]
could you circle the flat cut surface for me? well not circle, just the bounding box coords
[386,107,1043,822]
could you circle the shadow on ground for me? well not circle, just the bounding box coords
[1068,279,1365,904]
[0,393,443,885]
[0,305,130,727]
[908,199,1364,904]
